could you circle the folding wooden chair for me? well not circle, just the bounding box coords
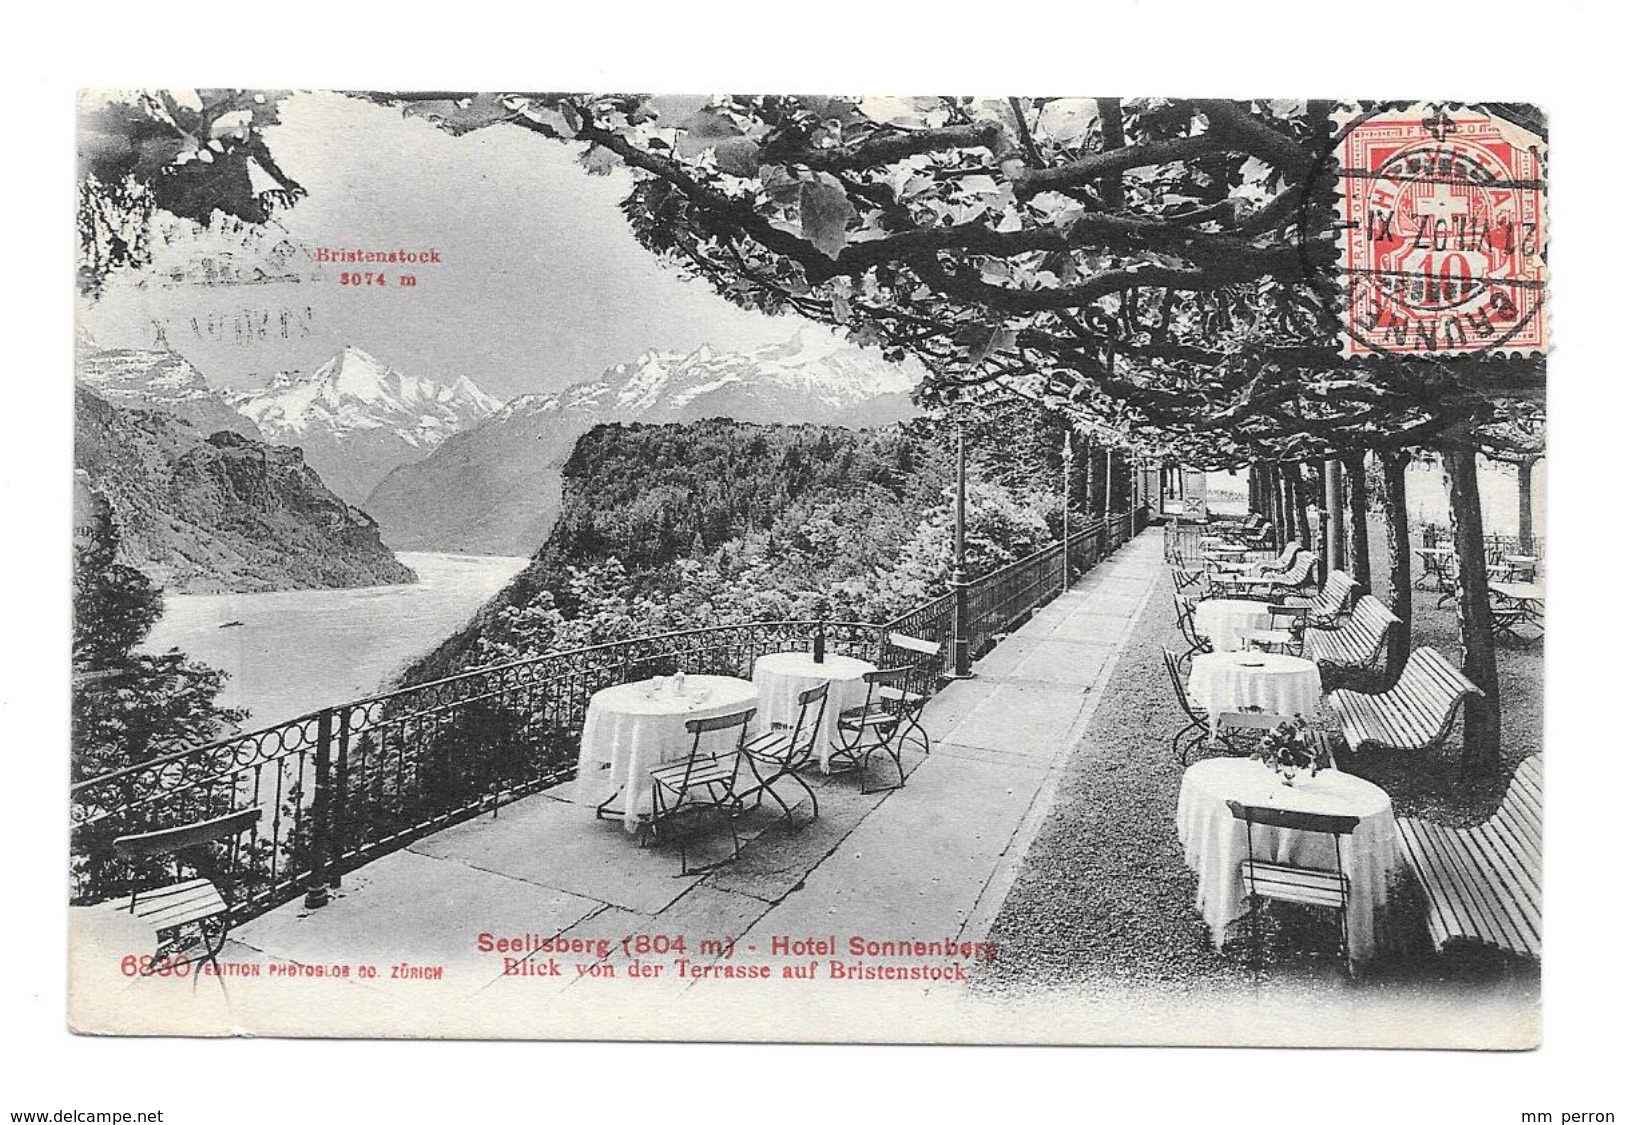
[1164,647,1226,765]
[832,666,915,794]
[1226,800,1361,974]
[112,807,262,978]
[1435,552,1460,607]
[1173,594,1212,670]
[738,682,828,830]
[648,706,755,875]
[884,632,941,755]
[1170,565,1208,601]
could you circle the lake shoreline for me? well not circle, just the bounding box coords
[142,551,530,731]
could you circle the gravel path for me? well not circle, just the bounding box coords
[971,531,1541,1003]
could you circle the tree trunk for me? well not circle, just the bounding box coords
[1442,446,1501,772]
[1324,458,1346,573]
[1292,463,1313,552]
[1517,459,1536,555]
[1272,464,1290,542]
[1344,452,1372,588]
[1378,450,1413,675]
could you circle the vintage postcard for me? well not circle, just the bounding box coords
[70,91,1545,1044]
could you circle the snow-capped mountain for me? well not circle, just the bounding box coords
[75,344,262,440]
[560,331,918,420]
[234,346,501,503]
[365,331,921,556]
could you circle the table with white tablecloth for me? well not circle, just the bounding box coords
[1175,756,1402,963]
[1193,598,1275,653]
[1188,651,1322,737]
[751,651,876,771]
[575,675,759,831]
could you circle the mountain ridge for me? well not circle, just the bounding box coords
[76,344,263,440]
[364,332,921,556]
[232,345,501,503]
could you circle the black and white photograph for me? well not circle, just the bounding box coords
[63,87,1550,1048]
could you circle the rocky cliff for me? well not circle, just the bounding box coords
[74,387,416,594]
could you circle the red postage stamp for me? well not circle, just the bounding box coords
[1335,104,1548,358]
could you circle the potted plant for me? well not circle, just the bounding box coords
[1251,716,1327,785]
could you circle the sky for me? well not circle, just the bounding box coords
[77,92,821,400]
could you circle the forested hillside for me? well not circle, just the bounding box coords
[403,406,1077,682]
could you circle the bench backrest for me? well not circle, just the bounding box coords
[1492,754,1543,851]
[888,631,941,657]
[1277,549,1316,587]
[1315,594,1397,666]
[1349,594,1399,637]
[1314,570,1360,618]
[1392,646,1484,715]
[113,808,262,859]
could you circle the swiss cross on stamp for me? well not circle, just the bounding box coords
[1335,105,1548,358]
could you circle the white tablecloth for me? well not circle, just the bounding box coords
[751,651,876,771]
[1175,756,1402,962]
[1188,651,1322,736]
[576,675,759,830]
[1193,598,1275,653]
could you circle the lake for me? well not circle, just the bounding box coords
[141,552,530,731]
[1201,458,1546,539]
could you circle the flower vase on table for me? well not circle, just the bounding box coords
[1252,716,1325,785]
[812,621,826,664]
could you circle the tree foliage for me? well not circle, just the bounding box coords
[371,93,1545,467]
[76,89,304,295]
[405,414,1069,680]
[72,492,246,783]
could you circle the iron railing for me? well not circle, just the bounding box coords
[71,509,1149,922]
[1417,521,1544,563]
[1162,512,1285,565]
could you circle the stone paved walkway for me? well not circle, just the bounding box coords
[184,531,1165,1034]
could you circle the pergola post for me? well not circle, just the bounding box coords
[1518,458,1537,555]
[947,423,975,680]
[1083,438,1097,519]
[1061,432,1073,586]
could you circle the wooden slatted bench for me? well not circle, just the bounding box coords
[1396,755,1542,957]
[1326,645,1483,755]
[1303,594,1398,673]
[1279,569,1360,626]
[1211,540,1300,576]
[1215,550,1317,599]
